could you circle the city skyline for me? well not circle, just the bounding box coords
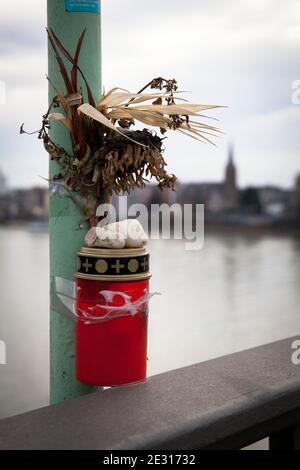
[0,0,300,189]
[1,147,298,223]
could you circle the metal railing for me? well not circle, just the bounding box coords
[0,336,299,450]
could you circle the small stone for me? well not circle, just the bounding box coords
[86,219,148,249]
[117,220,148,248]
[85,227,98,247]
[95,225,126,249]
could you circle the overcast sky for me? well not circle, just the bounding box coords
[0,0,299,189]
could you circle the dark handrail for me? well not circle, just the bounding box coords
[0,336,300,450]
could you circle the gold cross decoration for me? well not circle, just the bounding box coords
[82,258,93,273]
[140,257,148,271]
[111,259,125,274]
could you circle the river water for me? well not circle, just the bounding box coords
[0,226,299,420]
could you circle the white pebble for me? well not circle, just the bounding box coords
[86,219,148,249]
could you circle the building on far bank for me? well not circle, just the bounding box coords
[0,169,9,222]
[289,174,300,216]
[0,168,8,197]
[9,187,49,221]
[258,186,290,216]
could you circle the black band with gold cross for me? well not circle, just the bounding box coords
[75,247,150,281]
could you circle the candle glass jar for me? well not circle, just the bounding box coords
[75,247,150,387]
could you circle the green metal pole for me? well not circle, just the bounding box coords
[47,0,102,404]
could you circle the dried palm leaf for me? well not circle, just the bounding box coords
[107,108,172,129]
[78,103,148,146]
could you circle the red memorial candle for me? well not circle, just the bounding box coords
[75,247,150,386]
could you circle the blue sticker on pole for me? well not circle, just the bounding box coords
[65,0,100,14]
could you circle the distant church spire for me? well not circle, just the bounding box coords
[224,142,238,209]
[228,142,234,165]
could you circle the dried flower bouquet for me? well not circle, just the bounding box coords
[21,29,223,225]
